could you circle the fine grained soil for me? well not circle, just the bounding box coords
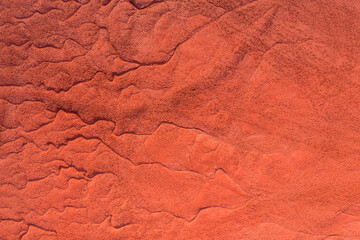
[1,0,360,239]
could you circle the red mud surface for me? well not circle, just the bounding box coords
[1,0,360,239]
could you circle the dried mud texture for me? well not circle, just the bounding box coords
[1,0,360,239]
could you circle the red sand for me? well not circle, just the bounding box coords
[1,0,360,239]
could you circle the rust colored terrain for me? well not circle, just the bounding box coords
[1,0,360,239]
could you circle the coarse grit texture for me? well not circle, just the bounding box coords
[1,0,360,239]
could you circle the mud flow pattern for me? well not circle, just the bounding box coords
[1,0,360,239]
